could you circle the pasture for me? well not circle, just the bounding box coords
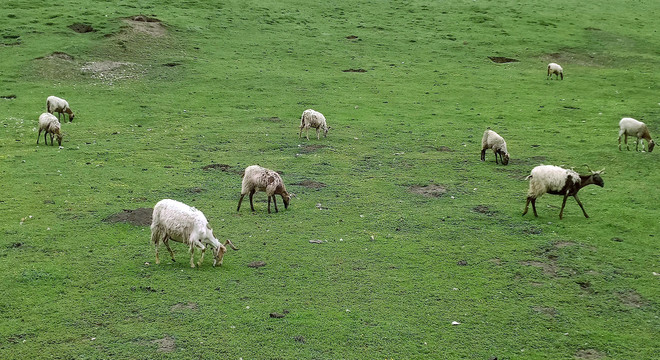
[1,0,658,358]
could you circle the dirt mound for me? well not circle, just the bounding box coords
[36,52,75,61]
[122,16,167,37]
[69,23,95,33]
[81,61,145,82]
[488,56,519,63]
[103,208,152,226]
[293,180,326,189]
[409,184,447,197]
[152,336,175,353]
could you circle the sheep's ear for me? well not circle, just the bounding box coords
[290,192,297,198]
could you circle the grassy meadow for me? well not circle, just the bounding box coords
[1,0,659,358]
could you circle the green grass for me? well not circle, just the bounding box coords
[1,0,659,358]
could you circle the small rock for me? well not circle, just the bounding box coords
[269,312,286,318]
[247,261,266,268]
[309,240,323,244]
[451,321,461,325]
[457,260,468,266]
[611,237,623,242]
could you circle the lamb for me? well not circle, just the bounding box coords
[151,199,238,268]
[37,113,63,146]
[618,117,655,152]
[299,109,329,140]
[547,63,563,80]
[480,129,510,165]
[46,96,75,122]
[237,165,291,213]
[522,165,604,220]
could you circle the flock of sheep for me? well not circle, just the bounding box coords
[37,62,654,268]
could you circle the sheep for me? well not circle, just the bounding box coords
[37,113,63,146]
[522,165,604,219]
[151,199,238,268]
[299,109,329,140]
[618,117,655,153]
[237,165,291,213]
[547,63,563,80]
[46,96,75,122]
[480,129,510,165]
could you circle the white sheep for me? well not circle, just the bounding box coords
[237,165,291,213]
[480,129,510,165]
[46,96,75,122]
[618,117,655,152]
[151,199,238,268]
[299,109,329,140]
[522,165,604,219]
[547,63,563,80]
[37,112,63,146]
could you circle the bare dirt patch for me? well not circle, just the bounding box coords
[293,180,326,189]
[257,116,281,122]
[81,61,145,82]
[346,35,358,39]
[170,302,198,311]
[152,336,176,353]
[343,68,367,72]
[298,144,326,154]
[521,260,557,276]
[575,349,606,359]
[69,23,95,33]
[36,52,75,61]
[532,306,557,317]
[248,261,266,268]
[554,241,575,248]
[617,290,647,308]
[122,16,167,37]
[103,208,152,226]
[201,163,242,174]
[409,184,447,197]
[472,205,494,216]
[488,56,519,63]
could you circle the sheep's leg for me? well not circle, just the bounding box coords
[237,194,245,211]
[618,134,622,150]
[273,195,278,212]
[573,194,589,218]
[37,129,42,144]
[480,149,486,161]
[154,241,160,265]
[198,247,206,267]
[299,126,303,138]
[189,245,196,268]
[531,199,538,217]
[523,197,537,217]
[522,198,531,216]
[249,189,256,211]
[316,128,320,140]
[559,193,570,220]
[306,128,310,140]
[493,151,499,164]
[625,134,629,150]
[49,133,54,146]
[267,196,272,214]
[635,138,640,151]
[164,238,175,262]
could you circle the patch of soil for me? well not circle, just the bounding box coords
[346,35,358,39]
[532,306,557,317]
[342,68,367,72]
[521,260,557,276]
[122,17,167,37]
[162,62,181,67]
[0,95,16,99]
[270,312,286,318]
[576,281,591,292]
[617,291,647,308]
[575,349,606,359]
[36,52,75,61]
[293,335,306,343]
[81,61,144,82]
[152,336,176,353]
[489,258,501,265]
[293,180,326,189]
[9,242,23,248]
[457,260,468,266]
[103,208,152,226]
[201,163,242,174]
[187,187,205,193]
[554,241,575,248]
[248,261,266,268]
[409,184,447,197]
[69,23,95,33]
[298,144,326,154]
[170,302,198,311]
[472,205,494,216]
[611,237,623,242]
[257,116,281,122]
[488,56,519,63]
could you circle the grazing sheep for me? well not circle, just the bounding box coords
[46,96,75,122]
[151,199,238,268]
[37,113,63,146]
[299,109,329,140]
[618,117,655,152]
[237,165,291,213]
[522,165,604,219]
[480,129,510,165]
[547,63,563,80]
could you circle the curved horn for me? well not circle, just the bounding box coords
[583,164,593,172]
[224,239,239,250]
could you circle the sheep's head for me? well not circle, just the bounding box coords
[55,133,63,146]
[323,125,329,137]
[282,191,291,209]
[213,239,238,267]
[69,113,74,122]
[648,140,655,153]
[588,168,605,187]
[502,152,510,165]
